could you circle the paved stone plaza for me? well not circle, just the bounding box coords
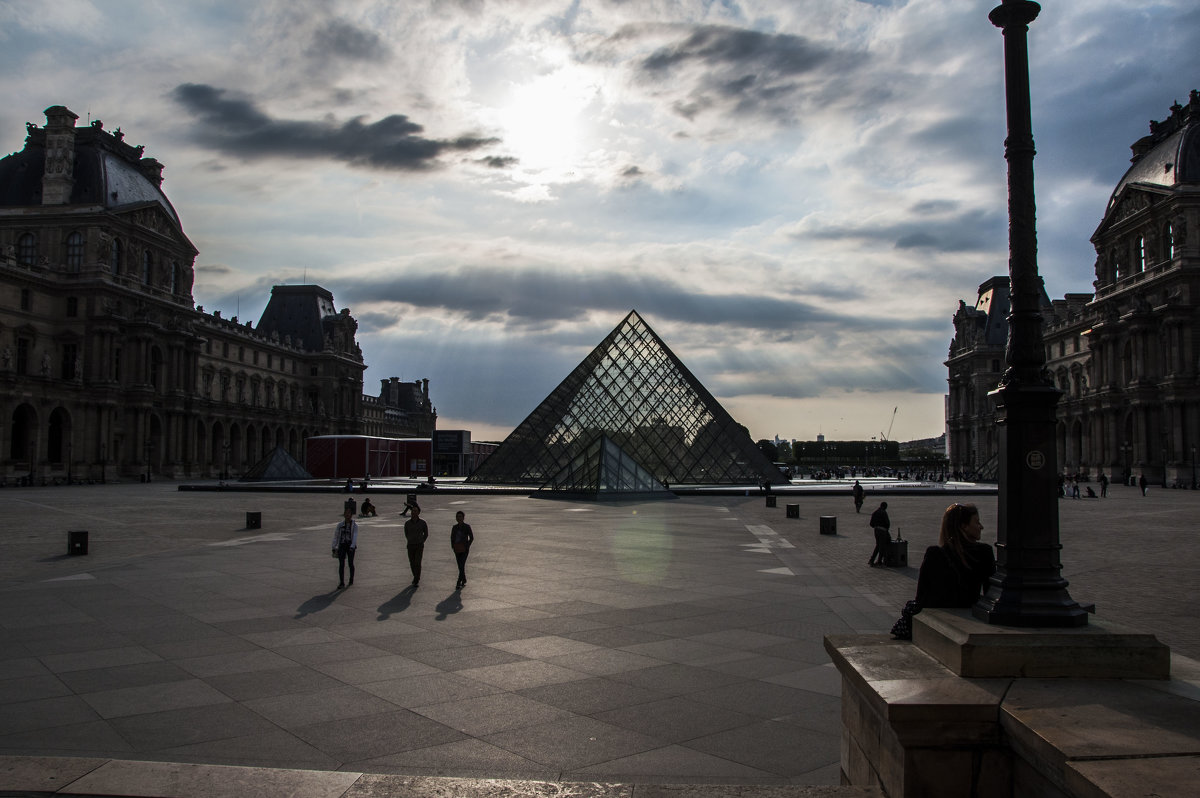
[0,480,1194,794]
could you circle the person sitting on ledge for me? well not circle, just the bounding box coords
[914,502,996,608]
[360,498,376,517]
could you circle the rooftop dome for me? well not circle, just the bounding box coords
[1107,90,1200,211]
[0,105,181,227]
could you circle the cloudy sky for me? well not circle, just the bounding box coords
[2,1,1197,443]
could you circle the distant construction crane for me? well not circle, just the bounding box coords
[881,407,898,442]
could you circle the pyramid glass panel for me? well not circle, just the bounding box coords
[469,310,787,486]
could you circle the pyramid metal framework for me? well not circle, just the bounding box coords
[468,310,787,486]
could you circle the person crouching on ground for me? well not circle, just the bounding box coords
[450,510,474,590]
[331,508,358,589]
[914,503,995,608]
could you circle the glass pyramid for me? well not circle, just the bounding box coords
[240,446,313,482]
[541,433,673,499]
[468,310,787,486]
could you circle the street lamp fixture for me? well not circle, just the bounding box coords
[974,0,1086,627]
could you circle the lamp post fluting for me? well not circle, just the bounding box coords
[974,0,1087,627]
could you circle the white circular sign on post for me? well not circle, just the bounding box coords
[1026,450,1045,470]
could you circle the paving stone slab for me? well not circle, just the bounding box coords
[64,758,362,798]
[0,754,108,791]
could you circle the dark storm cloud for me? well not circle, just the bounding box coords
[311,19,390,62]
[641,26,831,76]
[338,266,942,336]
[624,24,857,123]
[171,84,501,171]
[478,155,519,168]
[799,207,1005,254]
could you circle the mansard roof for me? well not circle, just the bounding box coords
[1105,90,1200,217]
[256,285,341,353]
[0,106,184,228]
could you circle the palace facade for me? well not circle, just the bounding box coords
[948,92,1200,485]
[0,105,434,482]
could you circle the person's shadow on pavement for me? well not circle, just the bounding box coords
[435,591,463,621]
[377,585,416,620]
[294,589,340,619]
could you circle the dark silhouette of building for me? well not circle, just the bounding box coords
[947,92,1200,484]
[0,105,433,482]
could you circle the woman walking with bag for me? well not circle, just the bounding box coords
[450,511,474,590]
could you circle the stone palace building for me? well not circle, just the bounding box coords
[948,92,1200,485]
[0,105,434,483]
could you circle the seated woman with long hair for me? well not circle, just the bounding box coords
[914,502,996,608]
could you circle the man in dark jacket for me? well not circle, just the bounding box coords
[868,501,891,567]
[403,505,429,587]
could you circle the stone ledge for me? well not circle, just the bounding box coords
[1065,755,1200,798]
[1000,677,1200,795]
[914,608,1171,679]
[0,756,884,798]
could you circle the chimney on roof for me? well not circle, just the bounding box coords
[41,105,78,205]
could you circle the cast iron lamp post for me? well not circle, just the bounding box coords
[1192,445,1196,490]
[974,0,1087,627]
[1162,446,1168,488]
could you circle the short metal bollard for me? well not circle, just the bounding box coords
[819,516,837,535]
[68,530,88,556]
[786,504,799,519]
[246,511,262,529]
[766,495,777,508]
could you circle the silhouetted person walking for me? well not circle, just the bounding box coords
[450,511,474,590]
[404,504,429,586]
[853,480,864,513]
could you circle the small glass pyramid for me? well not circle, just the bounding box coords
[468,310,786,487]
[540,433,672,498]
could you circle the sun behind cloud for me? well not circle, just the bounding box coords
[494,66,600,182]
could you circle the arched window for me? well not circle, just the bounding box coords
[142,251,153,285]
[109,238,122,274]
[65,232,84,271]
[1112,247,1124,281]
[17,233,36,266]
[171,261,180,294]
[1137,236,1145,272]
[1164,222,1175,261]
